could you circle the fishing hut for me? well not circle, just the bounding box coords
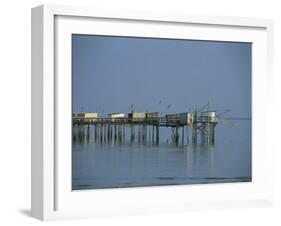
[108,113,125,119]
[198,111,217,144]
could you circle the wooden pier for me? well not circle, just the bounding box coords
[72,113,218,145]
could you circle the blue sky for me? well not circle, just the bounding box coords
[72,35,251,118]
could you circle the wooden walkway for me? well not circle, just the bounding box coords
[73,116,215,127]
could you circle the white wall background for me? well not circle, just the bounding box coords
[0,0,280,225]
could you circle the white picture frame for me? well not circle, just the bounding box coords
[31,4,274,221]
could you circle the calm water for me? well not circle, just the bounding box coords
[72,120,251,190]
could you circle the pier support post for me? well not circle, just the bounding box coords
[156,125,159,144]
[201,123,206,144]
[114,124,117,142]
[72,124,77,141]
[117,125,120,142]
[192,123,197,144]
[182,126,185,145]
[138,125,141,143]
[209,123,216,144]
[99,124,102,141]
[93,125,96,141]
[97,124,99,142]
[142,125,145,142]
[103,124,106,143]
[107,124,110,142]
[175,126,179,145]
[86,125,90,142]
[118,125,122,142]
[186,126,189,144]
[130,124,135,142]
[152,126,155,143]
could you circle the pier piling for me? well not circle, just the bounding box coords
[73,111,218,146]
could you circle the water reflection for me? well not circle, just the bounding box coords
[72,122,251,190]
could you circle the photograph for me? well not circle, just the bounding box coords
[71,34,252,190]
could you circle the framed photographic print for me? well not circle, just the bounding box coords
[31,4,274,221]
[71,34,252,190]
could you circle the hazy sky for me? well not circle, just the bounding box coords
[72,35,251,118]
